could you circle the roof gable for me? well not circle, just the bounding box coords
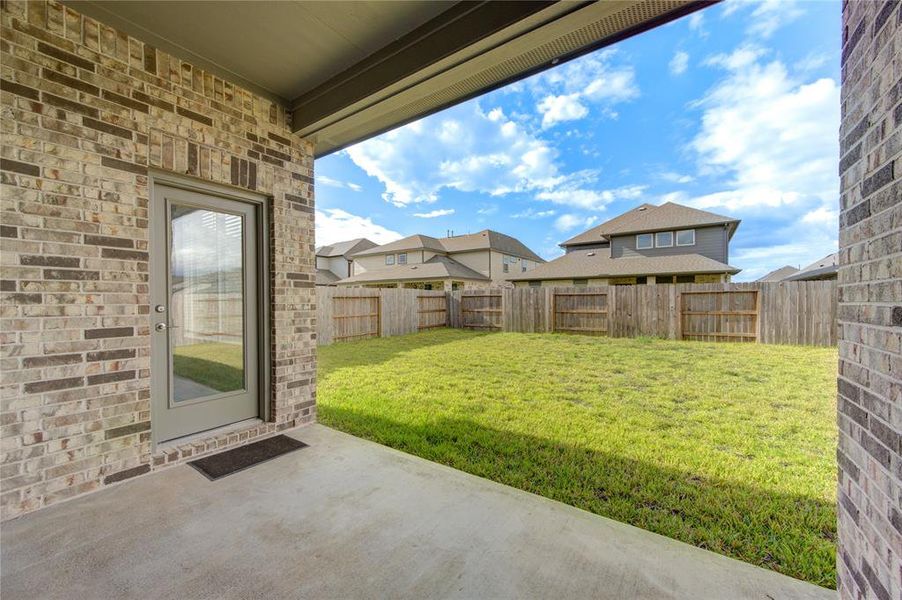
[316,238,378,258]
[561,202,739,247]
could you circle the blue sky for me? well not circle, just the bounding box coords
[315,0,840,281]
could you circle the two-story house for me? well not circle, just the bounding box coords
[508,202,741,287]
[315,238,378,286]
[337,230,544,290]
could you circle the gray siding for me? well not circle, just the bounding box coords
[611,226,727,262]
[564,242,609,254]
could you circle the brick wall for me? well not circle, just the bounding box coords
[1,0,316,519]
[837,1,902,598]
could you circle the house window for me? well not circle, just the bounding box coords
[676,229,695,246]
[385,254,395,265]
[529,280,541,288]
[521,260,528,272]
[636,233,653,249]
[573,279,588,286]
[675,275,695,283]
[503,263,509,273]
[397,253,407,264]
[655,231,673,247]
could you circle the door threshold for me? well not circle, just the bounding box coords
[155,418,264,453]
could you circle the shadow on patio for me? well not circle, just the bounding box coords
[1,425,832,600]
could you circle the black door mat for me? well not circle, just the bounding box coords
[189,435,308,480]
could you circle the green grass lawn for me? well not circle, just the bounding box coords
[317,328,838,588]
[173,342,244,391]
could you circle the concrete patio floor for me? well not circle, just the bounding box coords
[1,425,832,600]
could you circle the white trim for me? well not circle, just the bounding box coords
[636,233,654,249]
[676,229,696,246]
[655,231,674,248]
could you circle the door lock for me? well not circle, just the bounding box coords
[155,322,168,332]
[155,305,166,313]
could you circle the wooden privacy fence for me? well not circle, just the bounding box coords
[417,294,448,330]
[459,291,503,330]
[316,287,445,345]
[316,281,837,347]
[680,289,759,343]
[332,294,380,342]
[552,291,609,335]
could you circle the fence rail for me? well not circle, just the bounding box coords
[316,281,837,347]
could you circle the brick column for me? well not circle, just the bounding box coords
[836,1,901,598]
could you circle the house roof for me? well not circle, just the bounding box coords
[561,202,739,247]
[782,253,838,281]
[351,229,543,261]
[507,249,741,281]
[337,255,490,285]
[316,269,341,286]
[316,238,378,258]
[351,234,447,257]
[438,230,544,262]
[756,265,800,282]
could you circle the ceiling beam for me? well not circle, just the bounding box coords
[290,0,563,133]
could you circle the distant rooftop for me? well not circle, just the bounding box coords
[562,202,739,247]
[352,229,544,262]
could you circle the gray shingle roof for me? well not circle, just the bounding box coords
[336,255,490,284]
[350,234,446,257]
[782,253,838,281]
[562,202,739,247]
[756,265,800,282]
[350,229,543,262]
[316,269,341,285]
[439,230,544,262]
[315,238,378,258]
[507,249,740,281]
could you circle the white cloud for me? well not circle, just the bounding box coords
[538,93,588,127]
[669,51,689,76]
[347,102,633,211]
[533,50,638,128]
[413,209,455,219]
[536,184,646,211]
[347,104,568,207]
[688,12,706,35]
[722,0,804,38]
[659,171,694,184]
[554,214,598,232]
[512,208,556,219]
[315,208,402,246]
[685,44,839,281]
[688,47,839,213]
[317,175,363,192]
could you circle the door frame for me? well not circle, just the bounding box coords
[148,170,272,446]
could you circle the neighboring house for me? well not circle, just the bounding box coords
[337,230,544,290]
[315,238,378,286]
[756,265,801,282]
[508,202,741,287]
[782,253,838,281]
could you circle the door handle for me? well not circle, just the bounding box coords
[155,322,167,332]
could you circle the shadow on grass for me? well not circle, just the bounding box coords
[317,328,492,371]
[320,404,837,589]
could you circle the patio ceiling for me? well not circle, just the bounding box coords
[66,0,714,156]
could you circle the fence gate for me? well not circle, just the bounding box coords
[332,295,381,342]
[417,294,447,330]
[679,289,758,342]
[552,291,609,335]
[461,293,502,329]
